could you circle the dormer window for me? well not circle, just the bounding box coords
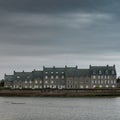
[62,72,64,74]
[112,70,114,74]
[17,76,20,79]
[51,76,54,79]
[105,70,108,74]
[93,70,96,75]
[99,70,102,74]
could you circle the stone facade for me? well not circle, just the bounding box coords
[4,65,117,89]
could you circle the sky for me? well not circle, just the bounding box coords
[0,0,120,79]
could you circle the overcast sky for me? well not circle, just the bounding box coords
[0,0,120,79]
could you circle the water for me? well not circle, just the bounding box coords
[0,97,120,120]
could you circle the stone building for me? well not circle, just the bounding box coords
[4,65,117,89]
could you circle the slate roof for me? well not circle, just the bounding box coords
[14,71,32,81]
[89,65,116,75]
[4,75,14,81]
[32,70,43,78]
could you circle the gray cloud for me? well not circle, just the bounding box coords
[0,0,120,78]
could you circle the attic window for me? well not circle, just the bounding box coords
[99,70,102,74]
[17,76,20,78]
[105,70,108,74]
[112,70,114,74]
[93,70,96,74]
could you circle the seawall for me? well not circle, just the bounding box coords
[0,88,120,97]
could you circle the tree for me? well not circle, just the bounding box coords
[0,80,4,87]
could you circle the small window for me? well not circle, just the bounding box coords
[35,80,38,84]
[45,72,48,74]
[93,75,96,79]
[99,70,102,74]
[25,81,27,84]
[93,70,96,74]
[51,76,54,79]
[45,76,48,79]
[112,70,114,74]
[17,76,20,79]
[56,72,58,74]
[56,75,59,79]
[39,80,42,84]
[105,70,108,74]
[45,80,48,84]
[62,72,64,74]
[62,75,64,79]
[29,80,32,84]
[51,81,54,84]
[51,72,53,74]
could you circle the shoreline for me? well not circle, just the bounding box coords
[0,88,120,97]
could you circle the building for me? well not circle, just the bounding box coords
[4,65,117,89]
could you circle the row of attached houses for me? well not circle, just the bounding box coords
[4,65,117,89]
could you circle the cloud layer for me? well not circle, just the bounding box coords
[0,0,120,78]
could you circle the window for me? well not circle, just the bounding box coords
[17,76,20,79]
[56,72,58,74]
[99,85,102,88]
[45,72,48,74]
[93,85,96,88]
[29,80,32,84]
[112,85,115,88]
[86,85,88,88]
[101,80,103,84]
[80,85,83,88]
[105,70,108,74]
[101,75,103,79]
[51,81,54,84]
[39,80,42,84]
[45,76,48,79]
[34,85,38,88]
[62,75,64,79]
[99,70,102,74]
[113,80,116,84]
[93,70,96,74]
[98,80,100,84]
[107,76,110,79]
[56,75,59,79]
[45,80,48,84]
[25,81,27,84]
[29,85,32,88]
[35,80,38,84]
[111,80,113,84]
[106,85,109,88]
[51,72,53,74]
[98,76,100,79]
[112,70,114,74]
[62,72,64,74]
[51,76,54,79]
[93,75,96,79]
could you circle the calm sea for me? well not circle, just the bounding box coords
[0,97,120,120]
